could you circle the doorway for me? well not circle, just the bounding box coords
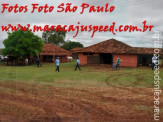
[100,53,112,64]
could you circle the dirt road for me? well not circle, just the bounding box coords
[0,81,162,122]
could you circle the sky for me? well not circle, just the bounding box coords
[0,0,163,48]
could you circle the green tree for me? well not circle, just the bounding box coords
[61,41,84,50]
[2,30,43,58]
[42,28,66,46]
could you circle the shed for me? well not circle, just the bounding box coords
[40,44,71,63]
[77,39,161,67]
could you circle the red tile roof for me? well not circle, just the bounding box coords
[77,39,161,54]
[134,47,154,54]
[70,47,83,53]
[40,44,71,56]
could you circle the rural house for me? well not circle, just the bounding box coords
[40,44,71,63]
[77,39,161,67]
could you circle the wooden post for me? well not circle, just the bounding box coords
[53,45,55,63]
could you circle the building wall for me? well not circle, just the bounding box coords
[79,53,138,67]
[78,53,100,65]
[40,55,43,62]
[40,55,68,63]
[59,56,68,63]
[78,53,87,65]
[93,53,99,56]
[113,54,138,67]
[53,56,68,63]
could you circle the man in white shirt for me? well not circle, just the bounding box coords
[25,58,28,66]
[75,58,81,71]
[152,56,156,70]
[55,57,60,72]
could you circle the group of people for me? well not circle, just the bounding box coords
[55,55,159,72]
[55,57,122,72]
[112,58,122,70]
[114,56,159,71]
[55,57,81,72]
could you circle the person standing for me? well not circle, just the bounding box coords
[36,58,40,67]
[152,55,156,70]
[116,58,121,70]
[55,57,60,72]
[75,58,81,71]
[25,58,28,66]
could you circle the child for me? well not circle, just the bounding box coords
[112,63,116,70]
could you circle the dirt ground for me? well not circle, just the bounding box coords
[0,81,162,122]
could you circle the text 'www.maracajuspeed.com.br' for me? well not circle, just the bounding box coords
[1,21,154,38]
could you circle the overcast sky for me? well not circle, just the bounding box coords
[0,0,163,48]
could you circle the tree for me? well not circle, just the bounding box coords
[61,41,84,50]
[42,28,66,46]
[2,30,43,59]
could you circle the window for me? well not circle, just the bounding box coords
[83,53,88,55]
[83,53,93,55]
